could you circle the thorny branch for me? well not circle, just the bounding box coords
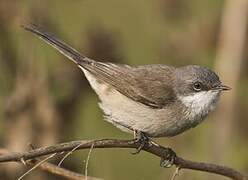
[0,139,246,180]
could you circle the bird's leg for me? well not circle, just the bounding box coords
[132,130,151,154]
[131,131,176,167]
[160,147,177,168]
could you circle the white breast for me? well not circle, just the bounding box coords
[178,91,220,123]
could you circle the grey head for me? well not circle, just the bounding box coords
[173,65,231,124]
[173,65,230,96]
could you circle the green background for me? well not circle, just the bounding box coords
[0,0,247,179]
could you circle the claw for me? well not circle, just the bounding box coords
[160,148,176,168]
[132,131,150,154]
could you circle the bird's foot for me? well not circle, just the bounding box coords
[132,131,150,154]
[160,148,177,168]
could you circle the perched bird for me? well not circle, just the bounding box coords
[23,25,230,140]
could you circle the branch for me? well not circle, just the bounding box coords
[0,139,246,180]
[0,148,102,180]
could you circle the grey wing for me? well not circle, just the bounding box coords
[83,63,176,108]
[23,24,176,108]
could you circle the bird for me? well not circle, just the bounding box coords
[22,24,230,140]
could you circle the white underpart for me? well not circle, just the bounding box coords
[179,91,220,123]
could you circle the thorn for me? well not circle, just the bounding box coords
[28,143,35,150]
[20,158,26,166]
[171,166,181,180]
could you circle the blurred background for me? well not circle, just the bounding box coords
[0,0,247,179]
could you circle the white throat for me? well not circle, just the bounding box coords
[179,90,220,121]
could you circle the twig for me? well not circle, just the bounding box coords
[0,139,246,180]
[85,143,94,180]
[58,142,83,167]
[18,153,57,180]
[20,158,26,165]
[171,167,180,180]
[27,159,102,180]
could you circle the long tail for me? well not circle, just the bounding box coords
[22,24,129,95]
[22,24,93,66]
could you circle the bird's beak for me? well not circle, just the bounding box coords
[213,84,231,91]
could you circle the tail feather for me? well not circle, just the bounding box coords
[22,24,92,66]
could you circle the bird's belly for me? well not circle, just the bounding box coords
[82,69,201,137]
[99,92,198,137]
[101,96,181,137]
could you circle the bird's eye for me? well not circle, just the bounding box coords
[193,82,202,91]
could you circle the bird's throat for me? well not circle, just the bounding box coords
[178,91,220,122]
